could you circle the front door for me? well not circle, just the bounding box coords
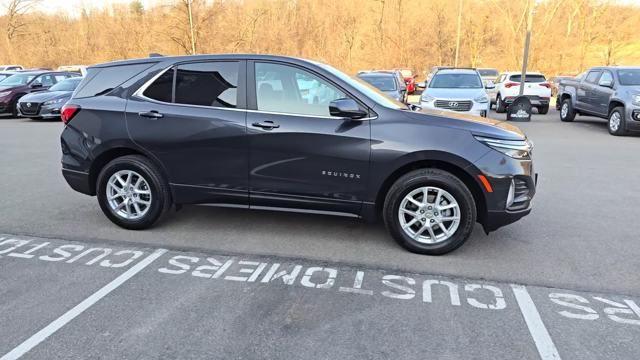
[246,61,370,215]
[126,60,249,205]
[593,70,615,116]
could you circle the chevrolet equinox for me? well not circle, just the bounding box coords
[60,55,536,255]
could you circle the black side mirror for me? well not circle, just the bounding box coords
[30,82,43,88]
[329,98,368,119]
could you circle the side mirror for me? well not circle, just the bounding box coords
[30,82,43,88]
[409,104,422,111]
[329,98,367,119]
[485,81,495,90]
[599,80,613,88]
[417,82,426,88]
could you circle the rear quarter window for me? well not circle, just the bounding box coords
[74,63,155,99]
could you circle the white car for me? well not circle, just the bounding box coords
[491,71,552,114]
[420,68,492,117]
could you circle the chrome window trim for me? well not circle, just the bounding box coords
[132,65,377,121]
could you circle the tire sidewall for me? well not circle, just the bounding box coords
[560,99,573,122]
[96,157,167,229]
[384,170,476,255]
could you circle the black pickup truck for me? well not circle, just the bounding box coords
[556,66,640,136]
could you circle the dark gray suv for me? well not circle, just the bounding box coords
[60,54,536,255]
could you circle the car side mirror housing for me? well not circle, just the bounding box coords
[599,80,613,88]
[485,81,495,89]
[417,82,426,88]
[329,98,368,119]
[30,83,43,88]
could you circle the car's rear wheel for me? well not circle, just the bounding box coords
[383,169,476,255]
[608,107,627,136]
[96,155,171,230]
[538,105,549,115]
[495,95,506,113]
[559,98,575,122]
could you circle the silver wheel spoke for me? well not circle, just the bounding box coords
[398,186,461,245]
[440,216,460,221]
[438,203,457,210]
[414,225,428,239]
[434,189,442,205]
[438,222,450,237]
[426,226,437,242]
[107,170,152,220]
[407,197,422,207]
[401,208,418,218]
[402,218,418,229]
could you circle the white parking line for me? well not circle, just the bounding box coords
[511,284,562,360]
[0,248,167,360]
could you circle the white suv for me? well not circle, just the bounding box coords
[490,72,551,114]
[420,68,492,117]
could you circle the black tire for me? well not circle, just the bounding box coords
[559,98,576,122]
[96,155,171,230]
[383,169,477,255]
[608,107,627,136]
[11,101,18,117]
[495,95,506,113]
[538,105,549,115]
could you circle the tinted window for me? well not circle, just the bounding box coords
[54,75,70,82]
[478,69,499,77]
[358,75,397,91]
[509,74,546,83]
[584,71,601,84]
[175,62,238,108]
[255,62,346,117]
[74,63,154,98]
[143,69,174,103]
[617,69,640,85]
[35,75,55,87]
[430,73,482,88]
[0,74,36,86]
[598,71,613,86]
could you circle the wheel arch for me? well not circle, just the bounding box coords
[373,155,487,226]
[608,100,625,114]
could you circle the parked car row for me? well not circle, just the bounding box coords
[0,65,84,119]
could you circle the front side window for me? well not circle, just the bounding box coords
[175,62,238,108]
[36,75,55,87]
[584,71,601,84]
[598,71,613,86]
[255,62,346,117]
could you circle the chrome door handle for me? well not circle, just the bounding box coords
[252,121,280,130]
[138,111,164,119]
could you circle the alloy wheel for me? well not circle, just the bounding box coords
[609,112,621,132]
[106,170,152,220]
[561,103,568,119]
[398,186,461,244]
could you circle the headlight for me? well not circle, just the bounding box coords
[0,91,11,97]
[43,98,66,106]
[474,136,533,159]
[474,94,489,103]
[421,94,435,102]
[632,94,640,106]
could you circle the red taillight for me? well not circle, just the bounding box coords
[539,82,551,88]
[61,104,80,125]
[504,82,520,88]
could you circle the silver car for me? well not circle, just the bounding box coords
[421,69,492,117]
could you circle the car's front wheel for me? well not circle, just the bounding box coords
[559,99,576,122]
[383,169,476,255]
[608,107,627,136]
[96,155,171,230]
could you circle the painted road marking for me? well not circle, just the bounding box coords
[512,284,562,360]
[0,248,167,360]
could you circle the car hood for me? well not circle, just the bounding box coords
[622,85,640,94]
[0,85,25,92]
[423,88,486,99]
[383,90,401,98]
[19,91,72,103]
[403,108,526,140]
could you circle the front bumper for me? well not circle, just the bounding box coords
[626,106,640,132]
[421,100,490,117]
[17,102,63,119]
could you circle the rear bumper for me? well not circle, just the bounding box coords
[62,168,93,196]
[503,95,550,107]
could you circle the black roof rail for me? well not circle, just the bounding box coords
[149,53,164,58]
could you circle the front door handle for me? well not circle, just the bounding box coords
[138,110,164,119]
[252,121,280,130]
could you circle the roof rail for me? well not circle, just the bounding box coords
[149,53,164,58]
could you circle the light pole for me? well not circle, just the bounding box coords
[454,0,463,67]
[519,0,534,96]
[187,0,196,54]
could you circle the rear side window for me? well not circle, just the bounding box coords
[175,62,238,108]
[74,63,154,99]
[509,74,546,83]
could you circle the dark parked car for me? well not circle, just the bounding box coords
[0,71,14,82]
[60,54,536,255]
[557,66,640,136]
[17,77,82,120]
[0,71,76,116]
[357,71,407,102]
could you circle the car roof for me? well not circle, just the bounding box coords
[358,72,395,78]
[436,68,479,75]
[590,66,640,70]
[504,71,544,76]
[91,54,322,69]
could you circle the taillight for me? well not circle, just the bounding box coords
[539,83,551,88]
[61,104,80,125]
[504,82,519,88]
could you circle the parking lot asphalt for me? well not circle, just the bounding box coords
[2,109,640,359]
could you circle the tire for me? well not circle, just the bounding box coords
[383,169,477,255]
[96,155,171,230]
[559,98,576,122]
[608,107,627,136]
[495,95,506,113]
[538,105,549,115]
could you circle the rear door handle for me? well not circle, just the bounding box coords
[138,111,164,119]
[252,121,280,130]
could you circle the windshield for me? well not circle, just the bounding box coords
[0,73,36,86]
[429,73,482,88]
[509,74,546,83]
[358,75,397,91]
[316,62,406,109]
[0,74,9,81]
[49,77,82,91]
[617,69,640,86]
[478,69,498,77]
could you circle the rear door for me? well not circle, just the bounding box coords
[246,60,370,215]
[126,60,249,205]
